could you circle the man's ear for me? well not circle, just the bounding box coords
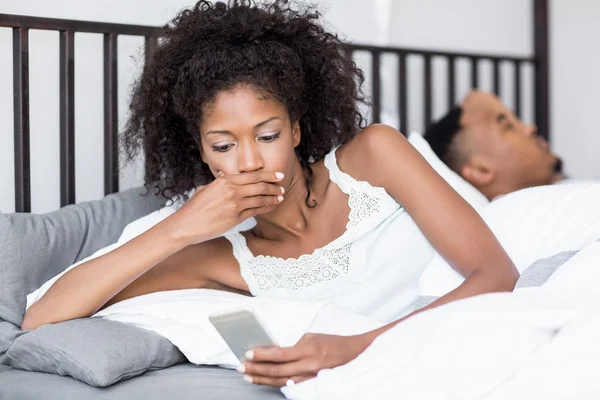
[292,121,301,148]
[460,157,496,188]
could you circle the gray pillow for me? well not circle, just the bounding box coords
[515,250,579,289]
[4,318,186,387]
[406,250,582,315]
[405,295,439,315]
[0,187,188,387]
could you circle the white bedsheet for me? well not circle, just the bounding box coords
[94,291,379,367]
[282,241,600,400]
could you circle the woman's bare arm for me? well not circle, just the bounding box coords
[21,171,285,331]
[340,125,518,292]
[22,218,192,330]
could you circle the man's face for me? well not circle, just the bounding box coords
[460,92,560,192]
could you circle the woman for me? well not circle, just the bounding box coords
[22,0,518,387]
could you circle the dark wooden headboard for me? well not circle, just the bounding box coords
[0,0,550,213]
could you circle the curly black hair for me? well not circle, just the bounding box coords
[123,0,368,202]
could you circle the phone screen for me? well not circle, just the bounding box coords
[209,309,279,362]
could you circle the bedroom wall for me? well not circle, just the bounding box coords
[2,0,593,213]
[549,0,600,180]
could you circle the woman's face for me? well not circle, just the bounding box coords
[199,85,301,186]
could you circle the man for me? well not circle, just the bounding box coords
[423,90,563,201]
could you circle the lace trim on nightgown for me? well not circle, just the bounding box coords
[224,147,401,295]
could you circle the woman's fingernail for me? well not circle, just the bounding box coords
[277,195,284,202]
[243,375,253,383]
[236,364,245,373]
[275,172,284,179]
[245,350,254,360]
[280,186,285,194]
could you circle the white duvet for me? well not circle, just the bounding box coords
[27,183,600,399]
[283,240,600,400]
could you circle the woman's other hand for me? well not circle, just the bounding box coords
[238,333,370,387]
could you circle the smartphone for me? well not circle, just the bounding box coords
[209,308,279,362]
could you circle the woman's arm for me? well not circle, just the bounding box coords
[347,124,519,338]
[21,171,285,331]
[242,125,518,386]
[344,125,518,291]
[22,219,186,330]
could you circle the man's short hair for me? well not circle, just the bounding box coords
[423,106,465,170]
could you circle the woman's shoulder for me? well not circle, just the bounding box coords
[184,236,238,266]
[177,236,246,287]
[335,124,410,184]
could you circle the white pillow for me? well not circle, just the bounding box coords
[419,183,600,296]
[407,131,490,211]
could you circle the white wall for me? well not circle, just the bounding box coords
[4,0,590,213]
[550,0,600,180]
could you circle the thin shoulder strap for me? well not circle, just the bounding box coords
[323,147,356,195]
[222,231,261,294]
[223,231,254,263]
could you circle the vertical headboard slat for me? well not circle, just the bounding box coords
[470,57,479,89]
[371,50,381,124]
[447,56,456,108]
[144,36,156,66]
[103,33,119,195]
[514,61,522,118]
[423,55,432,131]
[493,59,500,96]
[59,29,76,207]
[398,52,408,135]
[534,0,550,141]
[13,27,31,213]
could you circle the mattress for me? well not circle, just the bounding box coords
[0,363,284,400]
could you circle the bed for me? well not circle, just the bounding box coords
[0,2,554,399]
